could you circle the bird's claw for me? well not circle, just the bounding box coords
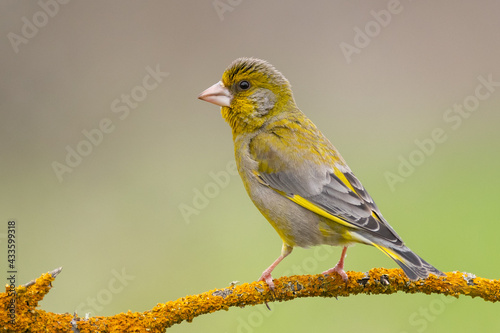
[322,264,348,282]
[258,271,276,310]
[258,271,275,291]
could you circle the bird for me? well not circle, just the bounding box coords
[198,57,444,290]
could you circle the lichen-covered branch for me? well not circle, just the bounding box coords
[1,267,499,332]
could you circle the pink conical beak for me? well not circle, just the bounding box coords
[198,81,232,107]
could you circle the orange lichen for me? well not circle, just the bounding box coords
[1,268,498,332]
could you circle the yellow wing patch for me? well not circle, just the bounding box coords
[282,191,360,230]
[254,169,362,231]
[372,243,404,263]
[333,168,357,193]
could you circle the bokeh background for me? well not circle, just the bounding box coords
[2,1,500,332]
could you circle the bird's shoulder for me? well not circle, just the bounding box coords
[248,110,343,174]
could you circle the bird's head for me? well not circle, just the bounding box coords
[198,58,295,135]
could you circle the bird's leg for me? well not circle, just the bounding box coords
[322,246,349,281]
[258,244,293,290]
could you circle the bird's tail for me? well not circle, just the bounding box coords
[372,243,445,280]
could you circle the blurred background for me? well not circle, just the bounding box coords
[2,1,500,332]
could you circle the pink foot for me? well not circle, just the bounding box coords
[257,245,293,291]
[259,271,275,290]
[322,264,348,282]
[323,246,349,282]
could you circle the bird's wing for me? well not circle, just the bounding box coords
[249,128,403,246]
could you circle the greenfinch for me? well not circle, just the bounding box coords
[198,57,444,289]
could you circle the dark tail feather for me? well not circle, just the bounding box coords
[373,243,445,280]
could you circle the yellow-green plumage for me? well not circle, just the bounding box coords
[198,57,444,288]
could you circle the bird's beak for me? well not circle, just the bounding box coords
[198,81,232,107]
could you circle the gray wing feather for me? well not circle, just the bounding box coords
[257,168,403,246]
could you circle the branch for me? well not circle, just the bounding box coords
[1,267,498,332]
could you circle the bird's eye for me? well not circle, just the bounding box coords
[237,80,250,90]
